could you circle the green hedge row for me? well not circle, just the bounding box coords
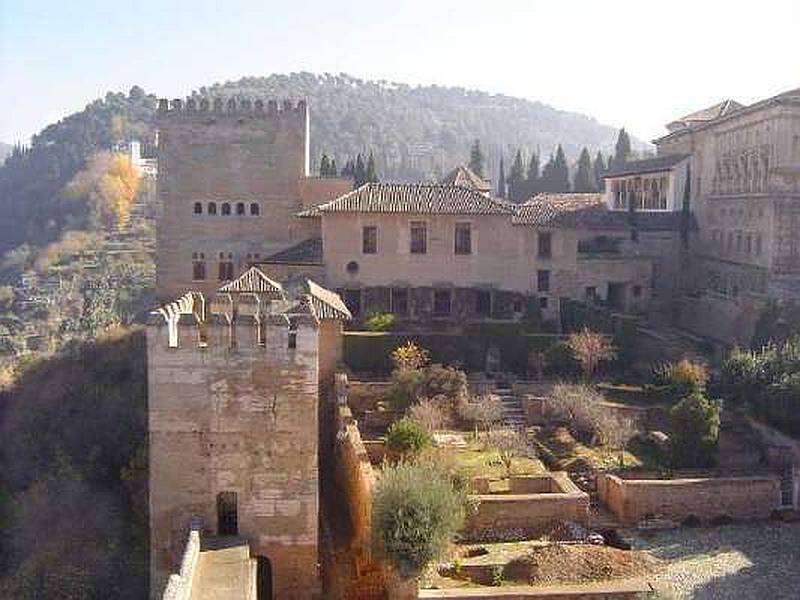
[343,324,564,375]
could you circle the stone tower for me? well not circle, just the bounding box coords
[155,97,321,301]
[147,267,349,599]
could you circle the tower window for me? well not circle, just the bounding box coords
[192,252,206,281]
[218,259,234,281]
[538,232,552,258]
[288,319,298,350]
[410,221,427,254]
[250,203,260,215]
[217,492,238,536]
[222,202,231,216]
[208,202,217,215]
[362,226,378,254]
[433,289,452,316]
[193,202,203,215]
[236,202,245,215]
[537,269,551,293]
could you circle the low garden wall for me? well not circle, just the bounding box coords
[597,471,782,524]
[466,473,589,539]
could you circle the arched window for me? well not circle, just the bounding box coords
[208,202,217,215]
[222,202,231,215]
[193,202,202,215]
[236,202,245,215]
[250,203,260,215]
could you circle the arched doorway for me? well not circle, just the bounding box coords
[256,556,273,600]
[216,491,238,536]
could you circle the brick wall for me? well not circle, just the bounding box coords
[597,472,782,523]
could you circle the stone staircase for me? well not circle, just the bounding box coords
[191,537,255,600]
[495,385,525,428]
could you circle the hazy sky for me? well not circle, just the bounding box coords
[1,0,798,144]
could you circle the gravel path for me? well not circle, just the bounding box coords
[631,522,800,599]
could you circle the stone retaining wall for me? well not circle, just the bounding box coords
[466,473,589,538]
[161,528,200,600]
[597,472,782,524]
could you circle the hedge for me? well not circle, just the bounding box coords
[343,325,564,375]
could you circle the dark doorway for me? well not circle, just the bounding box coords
[256,556,273,600]
[607,282,627,311]
[343,289,362,318]
[217,491,238,536]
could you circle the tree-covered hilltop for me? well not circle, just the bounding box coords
[199,72,645,181]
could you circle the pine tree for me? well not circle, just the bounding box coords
[354,153,367,187]
[593,151,606,191]
[573,148,596,192]
[507,150,525,202]
[366,151,378,183]
[613,128,632,169]
[497,156,506,199]
[329,158,338,176]
[319,153,331,176]
[469,139,484,177]
[526,151,540,197]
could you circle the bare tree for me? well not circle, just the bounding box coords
[487,428,532,477]
[409,396,449,432]
[457,394,504,437]
[566,328,617,379]
[605,416,637,467]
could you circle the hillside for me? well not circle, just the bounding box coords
[0,73,644,257]
[200,72,645,181]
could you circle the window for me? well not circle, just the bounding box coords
[755,235,762,255]
[236,202,245,215]
[538,232,552,258]
[585,286,597,302]
[410,221,427,254]
[250,203,260,215]
[476,290,491,317]
[539,296,549,309]
[537,269,550,293]
[391,288,408,316]
[222,202,231,215]
[433,289,451,316]
[633,285,643,298]
[192,252,206,280]
[454,223,472,255]
[218,253,234,280]
[745,235,752,254]
[193,202,203,215]
[362,226,378,254]
[208,202,217,215]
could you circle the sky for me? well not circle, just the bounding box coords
[1,0,799,145]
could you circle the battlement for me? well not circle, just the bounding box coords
[157,97,308,119]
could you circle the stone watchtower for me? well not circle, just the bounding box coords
[147,267,350,599]
[155,97,317,301]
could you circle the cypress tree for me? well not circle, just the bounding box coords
[330,158,338,176]
[539,154,556,193]
[319,153,331,176]
[507,150,525,202]
[573,148,596,192]
[613,128,632,169]
[366,151,378,183]
[593,151,606,191]
[526,151,540,197]
[354,154,367,187]
[497,156,506,199]
[552,145,571,192]
[469,139,485,177]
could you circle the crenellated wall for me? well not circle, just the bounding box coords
[148,299,323,599]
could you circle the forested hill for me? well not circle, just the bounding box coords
[0,143,11,166]
[0,72,644,256]
[200,73,644,181]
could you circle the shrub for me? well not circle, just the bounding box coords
[386,417,433,458]
[566,328,617,379]
[669,391,720,468]
[456,394,504,433]
[389,368,426,411]
[423,363,468,405]
[365,311,396,332]
[544,341,578,376]
[409,398,449,432]
[545,384,610,444]
[667,359,707,396]
[371,461,467,579]
[392,341,430,372]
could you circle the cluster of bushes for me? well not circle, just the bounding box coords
[560,299,637,367]
[716,337,800,436]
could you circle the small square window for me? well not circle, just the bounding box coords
[362,226,378,254]
[193,202,203,215]
[585,286,597,301]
